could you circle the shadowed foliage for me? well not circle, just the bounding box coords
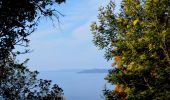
[1,58,64,100]
[0,0,65,99]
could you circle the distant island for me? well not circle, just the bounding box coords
[78,68,108,74]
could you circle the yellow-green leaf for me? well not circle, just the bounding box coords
[133,19,139,25]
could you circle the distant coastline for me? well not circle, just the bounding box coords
[78,68,108,74]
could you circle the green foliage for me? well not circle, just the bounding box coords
[0,0,65,99]
[91,0,170,99]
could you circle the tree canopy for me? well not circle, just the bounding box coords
[0,0,65,99]
[1,58,64,100]
[0,0,65,59]
[91,0,170,99]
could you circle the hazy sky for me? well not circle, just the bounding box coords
[18,0,121,71]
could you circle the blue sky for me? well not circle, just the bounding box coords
[18,0,121,71]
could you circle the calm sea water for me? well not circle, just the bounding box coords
[38,70,113,100]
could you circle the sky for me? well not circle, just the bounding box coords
[18,0,121,71]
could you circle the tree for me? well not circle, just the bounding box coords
[0,0,65,99]
[91,0,170,99]
[0,0,65,59]
[1,58,64,100]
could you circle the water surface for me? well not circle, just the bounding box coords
[39,70,113,100]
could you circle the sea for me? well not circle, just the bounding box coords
[38,70,113,100]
